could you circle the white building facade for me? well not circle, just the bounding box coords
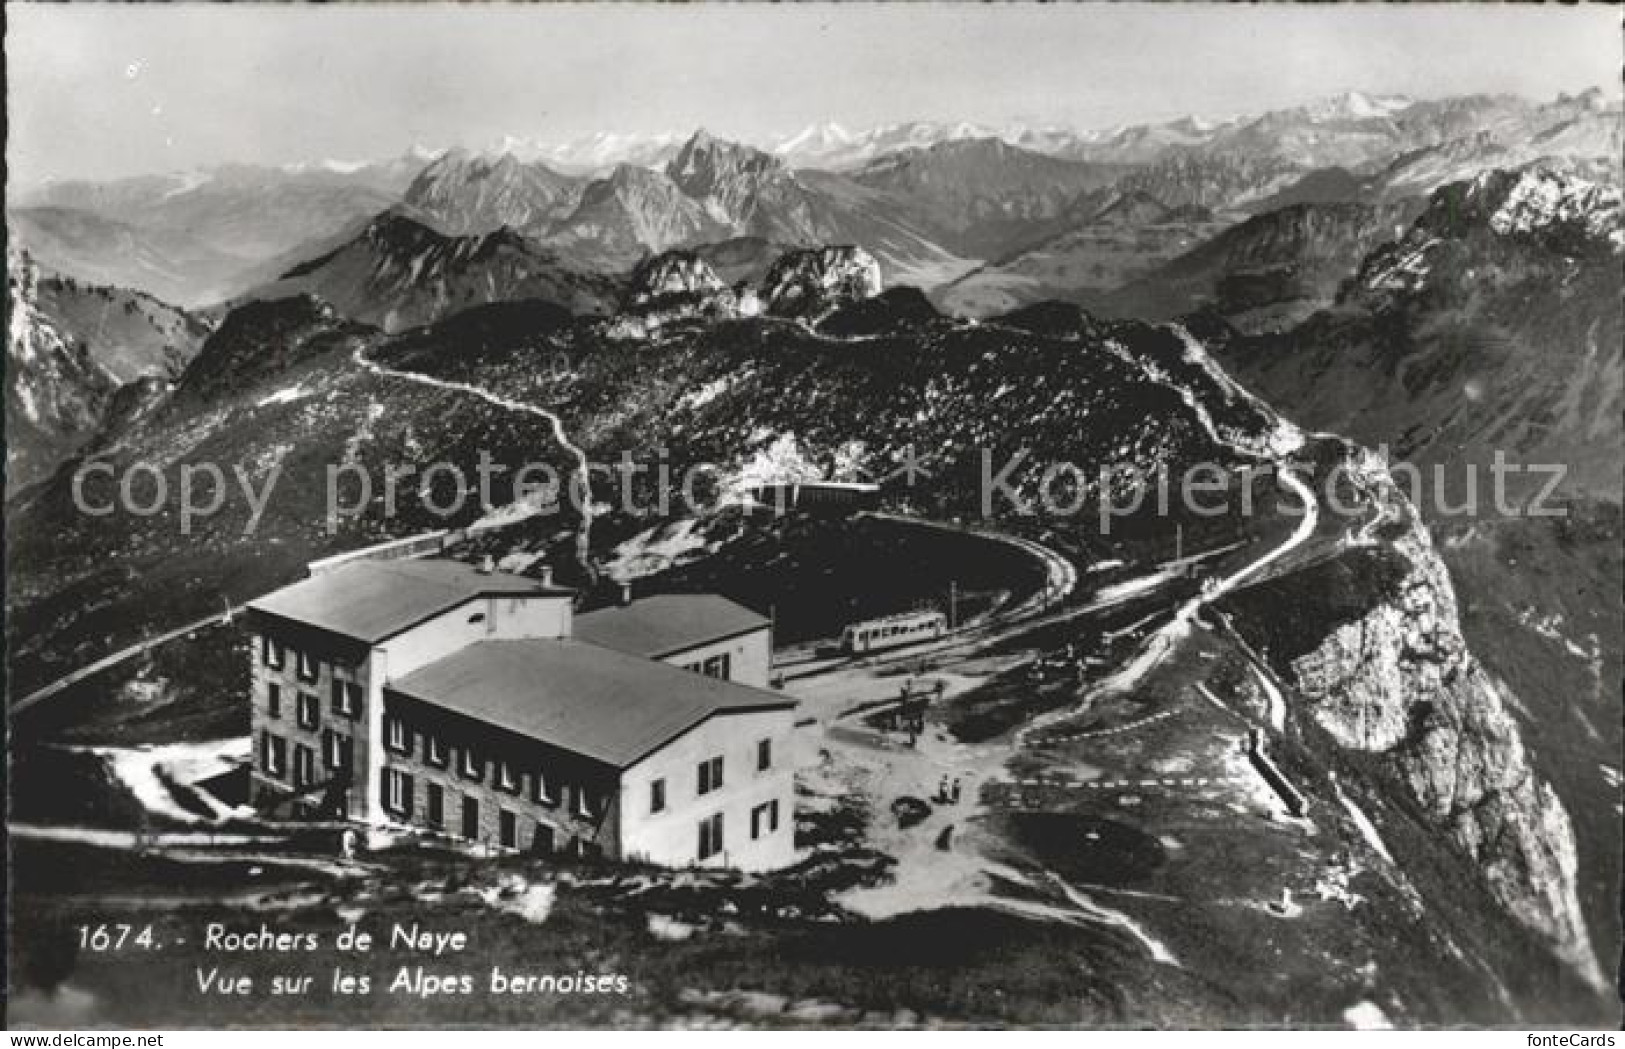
[246,559,799,871]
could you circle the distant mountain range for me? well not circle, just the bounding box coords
[361,129,977,287]
[9,151,435,306]
[8,87,1617,314]
[7,87,1619,493]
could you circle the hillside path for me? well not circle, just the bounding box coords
[351,341,596,570]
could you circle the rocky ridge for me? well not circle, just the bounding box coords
[761,246,884,321]
[1279,454,1603,989]
[609,252,754,338]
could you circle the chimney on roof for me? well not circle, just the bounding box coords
[539,565,554,587]
[479,555,495,575]
[618,581,633,606]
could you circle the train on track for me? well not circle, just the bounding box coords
[839,609,948,654]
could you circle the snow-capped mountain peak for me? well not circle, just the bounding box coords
[1306,89,1415,121]
[772,122,856,155]
[474,131,684,175]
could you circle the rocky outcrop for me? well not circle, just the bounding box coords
[1284,459,1603,989]
[610,251,747,338]
[6,249,119,493]
[625,251,730,306]
[5,249,208,494]
[762,246,883,321]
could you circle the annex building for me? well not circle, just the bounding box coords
[244,558,798,871]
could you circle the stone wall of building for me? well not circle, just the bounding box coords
[379,692,619,856]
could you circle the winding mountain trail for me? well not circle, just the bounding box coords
[16,339,603,718]
[352,341,597,574]
[1018,468,1318,746]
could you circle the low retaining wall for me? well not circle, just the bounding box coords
[307,531,452,575]
[1245,727,1308,817]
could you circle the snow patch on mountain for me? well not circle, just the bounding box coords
[1484,168,1623,250]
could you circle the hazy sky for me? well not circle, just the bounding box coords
[8,2,1621,183]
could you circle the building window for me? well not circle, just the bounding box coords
[322,730,351,771]
[385,716,411,755]
[461,796,479,840]
[697,755,723,796]
[532,768,557,807]
[426,783,444,829]
[296,650,319,683]
[496,761,521,795]
[757,739,772,771]
[383,768,413,816]
[297,692,319,731]
[426,735,449,769]
[499,810,518,850]
[267,683,281,719]
[331,680,362,718]
[459,747,484,782]
[260,732,286,778]
[650,778,666,814]
[533,822,555,854]
[702,653,731,679]
[698,812,724,860]
[293,744,315,789]
[573,786,594,819]
[262,636,284,670]
[751,799,781,840]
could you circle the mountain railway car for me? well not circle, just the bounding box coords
[840,610,948,654]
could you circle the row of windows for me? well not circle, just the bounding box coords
[383,716,596,818]
[853,618,940,642]
[265,682,362,731]
[647,739,774,817]
[261,638,367,719]
[259,729,352,788]
[262,637,327,684]
[381,768,599,856]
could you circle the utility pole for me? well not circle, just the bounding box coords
[948,580,958,630]
[1175,522,1183,563]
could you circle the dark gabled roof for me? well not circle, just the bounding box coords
[574,594,769,659]
[248,559,568,644]
[389,639,795,769]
